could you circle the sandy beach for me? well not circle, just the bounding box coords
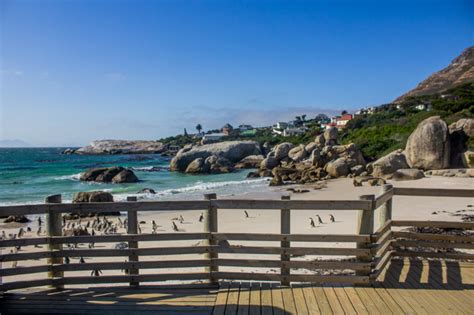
[1,176,473,287]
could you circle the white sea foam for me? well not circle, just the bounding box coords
[54,173,81,181]
[113,178,269,201]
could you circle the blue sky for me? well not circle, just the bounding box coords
[1,0,473,146]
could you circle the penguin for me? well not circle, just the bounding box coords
[310,217,316,228]
[37,226,42,236]
[91,269,102,277]
[79,257,86,264]
[172,221,179,232]
[27,227,32,232]
[199,213,204,222]
[37,217,43,226]
[244,210,249,218]
[64,257,70,264]
[329,214,335,223]
[179,215,184,224]
[316,215,323,224]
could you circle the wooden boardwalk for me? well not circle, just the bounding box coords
[1,259,473,314]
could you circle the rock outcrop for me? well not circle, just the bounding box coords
[80,166,139,183]
[170,141,261,173]
[68,191,119,218]
[371,149,410,177]
[392,169,425,181]
[73,140,167,155]
[258,130,366,185]
[405,116,450,170]
[234,155,265,169]
[449,118,474,168]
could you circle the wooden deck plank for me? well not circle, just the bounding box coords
[342,286,368,315]
[332,285,356,314]
[237,282,250,315]
[301,285,321,314]
[249,282,260,315]
[407,262,468,314]
[384,264,430,315]
[213,282,230,315]
[225,282,240,315]
[311,286,333,314]
[281,286,297,314]
[271,284,285,315]
[397,259,449,315]
[260,282,273,315]
[352,286,384,314]
[291,285,309,314]
[322,286,344,314]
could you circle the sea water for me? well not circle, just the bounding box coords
[0,148,269,205]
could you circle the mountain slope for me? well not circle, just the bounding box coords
[394,46,474,103]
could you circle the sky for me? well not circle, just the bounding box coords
[0,0,473,146]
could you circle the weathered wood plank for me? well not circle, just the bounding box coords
[393,231,474,242]
[311,286,332,314]
[249,282,261,315]
[391,220,474,229]
[300,285,321,314]
[393,187,474,198]
[292,285,309,314]
[281,286,297,314]
[213,282,230,315]
[270,284,285,315]
[237,282,250,315]
[224,282,239,314]
[394,239,474,249]
[260,282,273,315]
[332,285,356,314]
[322,286,344,314]
[212,199,372,210]
[393,250,474,260]
[214,245,370,256]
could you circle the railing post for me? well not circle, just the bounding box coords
[357,194,375,279]
[127,196,139,287]
[46,194,64,290]
[280,195,291,286]
[204,193,218,284]
[379,184,393,226]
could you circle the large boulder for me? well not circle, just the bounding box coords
[449,118,474,168]
[170,141,261,172]
[185,158,207,174]
[70,191,119,218]
[80,166,139,183]
[324,127,338,144]
[371,149,410,177]
[4,215,31,223]
[235,155,265,169]
[315,134,326,147]
[288,145,307,162]
[405,116,450,170]
[325,158,349,178]
[260,156,279,170]
[274,142,294,161]
[73,191,114,203]
[392,169,425,181]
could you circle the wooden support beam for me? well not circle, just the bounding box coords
[45,194,63,290]
[204,193,218,284]
[378,184,393,226]
[280,195,291,286]
[356,194,375,279]
[126,196,139,286]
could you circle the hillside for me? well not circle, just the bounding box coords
[394,46,474,103]
[342,83,474,161]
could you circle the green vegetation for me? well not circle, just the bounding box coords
[341,83,474,161]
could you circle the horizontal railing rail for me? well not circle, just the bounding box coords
[0,186,473,291]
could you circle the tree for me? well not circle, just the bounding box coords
[184,128,188,137]
[341,110,348,115]
[195,124,202,135]
[302,114,307,122]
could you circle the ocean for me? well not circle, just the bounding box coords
[0,148,269,205]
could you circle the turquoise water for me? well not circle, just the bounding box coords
[0,148,268,205]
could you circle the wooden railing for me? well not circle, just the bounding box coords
[0,187,473,291]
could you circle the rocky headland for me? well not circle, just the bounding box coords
[63,140,168,155]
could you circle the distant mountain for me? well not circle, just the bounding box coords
[0,139,32,147]
[394,46,474,103]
